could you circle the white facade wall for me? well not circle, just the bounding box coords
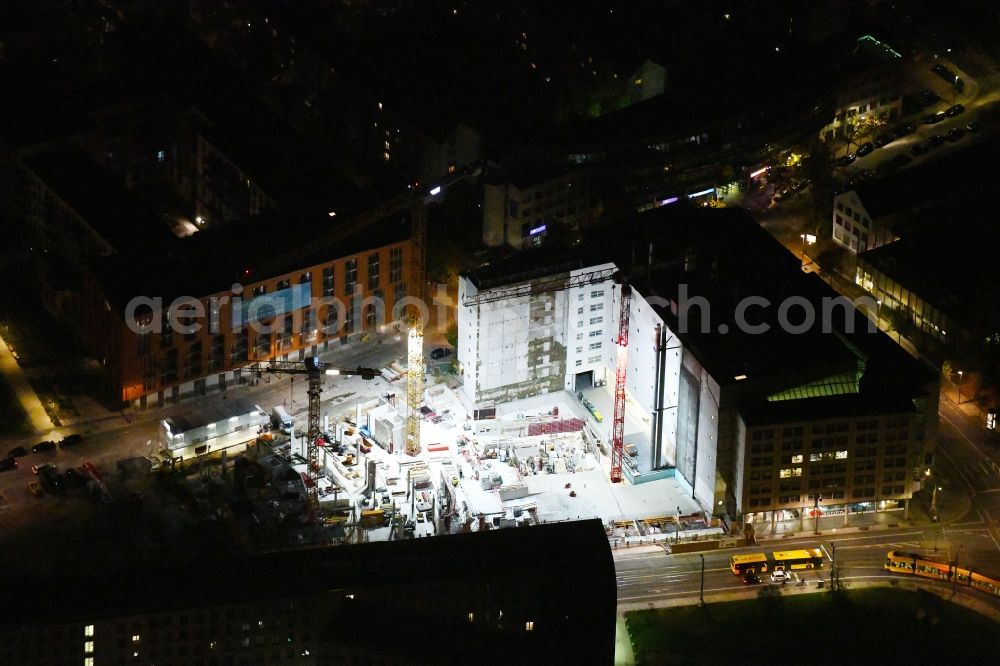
[564,276,615,390]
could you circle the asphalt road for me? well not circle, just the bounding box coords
[615,394,1000,608]
[0,336,416,512]
[615,528,986,607]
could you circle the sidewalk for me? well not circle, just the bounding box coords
[617,577,1000,624]
[0,332,54,434]
[614,613,636,666]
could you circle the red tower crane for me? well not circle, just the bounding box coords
[610,283,631,484]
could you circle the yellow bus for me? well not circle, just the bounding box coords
[772,548,824,570]
[730,553,769,575]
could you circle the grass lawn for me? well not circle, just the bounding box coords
[0,373,31,438]
[626,586,1000,665]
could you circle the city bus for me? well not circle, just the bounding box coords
[730,553,769,575]
[884,551,1000,598]
[771,548,824,571]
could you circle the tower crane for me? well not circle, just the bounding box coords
[462,265,631,483]
[253,358,379,512]
[405,320,424,456]
[610,283,631,484]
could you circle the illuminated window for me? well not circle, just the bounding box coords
[791,454,803,464]
[85,659,94,666]
[85,641,94,653]
[468,612,474,623]
[835,450,848,459]
[525,620,534,631]
[132,634,140,643]
[384,141,390,150]
[84,625,94,637]
[448,164,456,174]
[635,78,643,85]
[383,152,390,161]
[779,467,802,478]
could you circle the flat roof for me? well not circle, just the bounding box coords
[93,202,413,311]
[162,397,262,433]
[741,393,918,427]
[22,145,176,254]
[847,138,1000,219]
[0,520,616,663]
[858,202,1000,333]
[465,204,934,408]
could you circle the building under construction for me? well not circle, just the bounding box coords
[458,206,938,524]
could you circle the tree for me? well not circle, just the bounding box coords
[814,247,845,283]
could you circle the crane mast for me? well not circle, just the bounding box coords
[405,322,424,456]
[256,359,378,513]
[611,284,631,483]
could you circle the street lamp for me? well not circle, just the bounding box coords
[957,370,964,405]
[699,554,705,605]
[876,299,882,329]
[813,494,823,535]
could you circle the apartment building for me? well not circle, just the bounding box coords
[482,168,595,248]
[83,213,416,408]
[820,35,904,144]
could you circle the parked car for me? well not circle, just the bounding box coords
[946,103,966,117]
[947,128,965,143]
[856,142,874,157]
[429,346,454,361]
[833,153,856,167]
[910,143,928,156]
[64,468,87,489]
[919,89,941,105]
[873,134,894,148]
[926,134,946,148]
[32,441,56,453]
[967,120,981,132]
[923,112,947,124]
[770,570,791,583]
[890,154,913,168]
[7,446,28,458]
[38,466,63,493]
[0,457,16,472]
[28,481,43,497]
[893,122,916,137]
[59,434,83,448]
[743,571,761,585]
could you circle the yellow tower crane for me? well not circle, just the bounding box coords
[405,321,424,456]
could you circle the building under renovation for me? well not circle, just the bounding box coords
[458,206,938,524]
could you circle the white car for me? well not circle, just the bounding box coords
[770,570,790,583]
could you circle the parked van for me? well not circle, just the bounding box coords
[272,406,293,433]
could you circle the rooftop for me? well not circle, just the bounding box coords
[859,202,1000,335]
[741,392,918,427]
[0,519,616,664]
[162,397,262,434]
[464,204,934,404]
[93,203,414,310]
[22,145,176,254]
[846,137,1000,220]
